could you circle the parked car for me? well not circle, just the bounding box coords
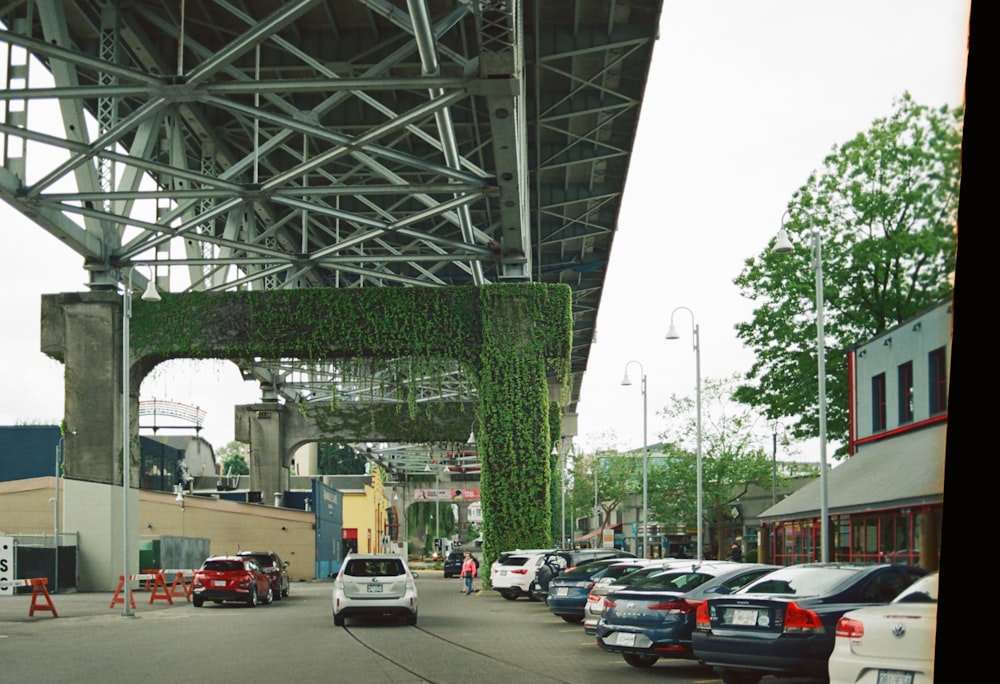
[692,563,927,684]
[594,562,778,665]
[332,553,418,626]
[191,555,273,607]
[828,572,938,684]
[489,549,556,600]
[532,548,637,601]
[443,549,480,578]
[584,559,690,635]
[546,558,646,623]
[237,550,290,600]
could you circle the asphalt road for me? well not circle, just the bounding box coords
[0,572,827,684]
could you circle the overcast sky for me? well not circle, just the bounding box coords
[1,1,970,458]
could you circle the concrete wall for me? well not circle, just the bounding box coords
[0,477,316,589]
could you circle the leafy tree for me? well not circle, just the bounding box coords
[318,442,367,474]
[216,440,249,476]
[733,93,960,453]
[569,448,644,543]
[656,375,783,559]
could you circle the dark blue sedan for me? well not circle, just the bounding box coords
[691,563,927,684]
[546,559,641,623]
[596,562,777,667]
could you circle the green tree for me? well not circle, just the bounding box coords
[216,441,249,476]
[733,93,960,453]
[569,448,644,543]
[318,442,367,474]
[656,375,782,559]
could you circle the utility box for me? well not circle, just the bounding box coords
[139,539,161,571]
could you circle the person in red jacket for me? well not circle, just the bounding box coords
[460,551,478,595]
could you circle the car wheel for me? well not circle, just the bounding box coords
[264,586,274,604]
[246,585,258,607]
[404,612,417,626]
[283,583,289,598]
[272,583,281,601]
[334,611,345,626]
[560,615,584,624]
[499,590,519,600]
[718,669,763,684]
[623,653,658,668]
[192,596,204,608]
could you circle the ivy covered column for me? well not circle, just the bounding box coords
[477,286,560,570]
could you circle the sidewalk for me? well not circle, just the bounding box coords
[0,586,190,623]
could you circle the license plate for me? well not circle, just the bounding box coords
[214,580,226,587]
[554,588,568,597]
[731,608,758,625]
[877,671,914,684]
[616,632,636,647]
[500,570,507,576]
[366,584,383,593]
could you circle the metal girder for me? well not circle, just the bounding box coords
[1,0,664,456]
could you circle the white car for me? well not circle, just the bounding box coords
[828,572,938,684]
[489,549,555,600]
[332,553,418,626]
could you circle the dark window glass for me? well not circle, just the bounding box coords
[897,361,914,424]
[871,373,887,432]
[928,347,947,414]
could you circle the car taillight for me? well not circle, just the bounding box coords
[512,568,528,575]
[586,593,600,603]
[695,601,711,629]
[783,601,824,633]
[603,597,616,609]
[835,616,864,639]
[648,598,693,614]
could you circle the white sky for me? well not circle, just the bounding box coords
[0,1,970,457]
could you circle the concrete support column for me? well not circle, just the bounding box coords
[41,292,138,590]
[235,404,287,505]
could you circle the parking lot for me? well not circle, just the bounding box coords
[0,570,842,684]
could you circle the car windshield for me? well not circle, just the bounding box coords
[561,560,611,579]
[629,570,712,592]
[344,558,406,577]
[202,560,244,572]
[739,566,859,596]
[498,556,533,567]
[602,564,643,581]
[245,555,274,567]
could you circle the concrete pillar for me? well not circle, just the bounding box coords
[234,404,286,505]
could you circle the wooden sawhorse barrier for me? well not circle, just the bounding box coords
[5,578,58,617]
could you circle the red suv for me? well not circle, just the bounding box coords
[192,556,273,607]
[238,550,291,600]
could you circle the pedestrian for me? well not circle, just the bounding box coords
[729,540,743,562]
[459,551,477,595]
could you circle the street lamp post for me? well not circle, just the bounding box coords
[774,210,830,562]
[621,361,648,559]
[666,308,703,561]
[121,267,160,616]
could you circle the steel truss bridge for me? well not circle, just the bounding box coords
[1,0,663,477]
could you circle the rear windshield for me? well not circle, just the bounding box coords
[202,560,244,572]
[740,566,858,597]
[498,556,531,567]
[244,555,274,567]
[631,570,712,592]
[344,559,406,577]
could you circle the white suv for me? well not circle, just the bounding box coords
[332,553,418,626]
[489,549,555,600]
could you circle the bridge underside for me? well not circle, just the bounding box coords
[2,1,663,472]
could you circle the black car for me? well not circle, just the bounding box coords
[531,548,636,600]
[443,550,480,578]
[237,550,291,600]
[691,563,927,684]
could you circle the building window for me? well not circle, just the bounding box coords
[898,361,914,424]
[871,373,886,432]
[928,347,947,415]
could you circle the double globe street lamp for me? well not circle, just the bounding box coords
[620,361,648,558]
